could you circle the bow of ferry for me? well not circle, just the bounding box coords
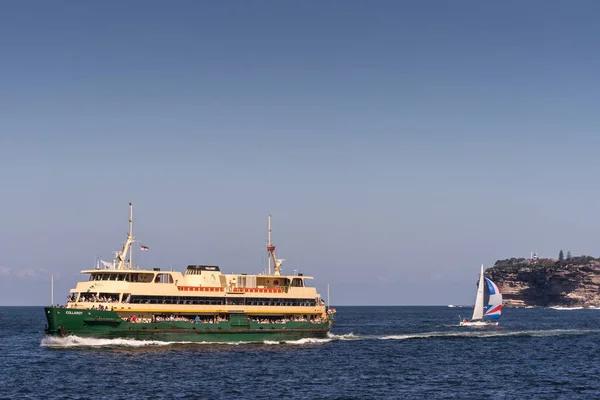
[44,205,335,342]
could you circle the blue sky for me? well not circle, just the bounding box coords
[2,1,600,306]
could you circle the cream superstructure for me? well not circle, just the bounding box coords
[66,205,327,320]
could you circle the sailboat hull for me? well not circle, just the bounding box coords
[459,320,498,327]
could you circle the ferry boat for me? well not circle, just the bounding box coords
[44,204,335,342]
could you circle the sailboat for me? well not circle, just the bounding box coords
[460,264,502,326]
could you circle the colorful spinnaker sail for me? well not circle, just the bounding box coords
[483,277,502,320]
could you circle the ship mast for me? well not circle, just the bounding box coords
[267,214,271,276]
[115,202,135,270]
[129,202,133,269]
[266,214,283,276]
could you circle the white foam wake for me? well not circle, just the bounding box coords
[380,328,600,340]
[40,336,245,348]
[41,335,334,348]
[42,328,596,348]
[327,332,359,340]
[262,337,332,345]
[262,340,281,345]
[41,336,176,348]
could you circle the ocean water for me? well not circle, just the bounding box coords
[1,306,600,400]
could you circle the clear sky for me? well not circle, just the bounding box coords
[2,1,600,306]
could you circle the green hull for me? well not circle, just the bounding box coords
[44,308,332,342]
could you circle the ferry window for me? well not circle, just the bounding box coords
[292,278,303,287]
[89,274,95,281]
[98,293,119,302]
[154,273,174,284]
[227,298,245,306]
[131,274,155,283]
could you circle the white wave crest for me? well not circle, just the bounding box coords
[41,335,333,348]
[41,336,176,348]
[40,336,248,348]
[262,340,281,345]
[327,332,359,340]
[283,337,332,345]
[262,337,332,345]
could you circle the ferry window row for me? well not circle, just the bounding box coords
[88,272,306,288]
[89,273,155,283]
[129,295,316,307]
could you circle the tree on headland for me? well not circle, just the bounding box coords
[566,251,572,260]
[559,250,564,261]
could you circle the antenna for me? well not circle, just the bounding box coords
[327,283,330,309]
[51,274,54,307]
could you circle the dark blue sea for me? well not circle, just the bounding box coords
[2,306,600,399]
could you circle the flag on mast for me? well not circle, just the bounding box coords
[140,245,150,251]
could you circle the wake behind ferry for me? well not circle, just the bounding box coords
[44,204,335,342]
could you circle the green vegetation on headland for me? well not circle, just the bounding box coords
[492,254,599,273]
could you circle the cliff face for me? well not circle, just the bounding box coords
[488,258,600,308]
